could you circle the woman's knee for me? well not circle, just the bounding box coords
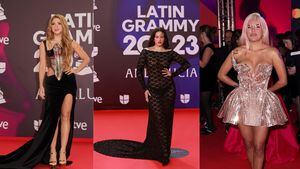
[244,140,254,151]
[253,143,265,155]
[60,112,70,122]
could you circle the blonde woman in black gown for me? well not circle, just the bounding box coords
[0,14,90,168]
[94,27,190,165]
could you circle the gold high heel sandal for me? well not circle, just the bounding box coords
[49,152,57,167]
[59,151,67,166]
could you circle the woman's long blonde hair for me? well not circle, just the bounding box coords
[46,14,73,69]
[239,13,269,49]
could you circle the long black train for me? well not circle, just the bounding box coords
[94,49,190,165]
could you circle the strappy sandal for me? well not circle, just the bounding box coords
[59,151,67,166]
[49,152,57,167]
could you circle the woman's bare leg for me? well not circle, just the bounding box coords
[59,94,73,164]
[238,124,254,168]
[253,126,269,169]
[49,122,59,165]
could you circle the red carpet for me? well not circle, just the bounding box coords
[200,109,300,169]
[0,137,93,169]
[93,109,199,169]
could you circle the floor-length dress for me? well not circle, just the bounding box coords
[0,41,77,169]
[94,49,190,164]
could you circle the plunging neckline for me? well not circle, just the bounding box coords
[236,62,272,72]
[232,57,272,76]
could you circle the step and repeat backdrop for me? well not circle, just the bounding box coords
[0,0,94,138]
[94,0,200,109]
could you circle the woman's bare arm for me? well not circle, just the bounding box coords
[199,47,213,68]
[217,49,239,87]
[268,48,287,92]
[72,41,90,73]
[39,42,46,88]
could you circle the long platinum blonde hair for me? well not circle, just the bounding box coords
[239,13,269,49]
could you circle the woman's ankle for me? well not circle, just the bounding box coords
[50,148,56,153]
[60,148,66,153]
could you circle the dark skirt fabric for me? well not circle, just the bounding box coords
[0,73,77,169]
[94,85,176,164]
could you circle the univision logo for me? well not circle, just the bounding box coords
[180,94,190,104]
[0,62,6,74]
[34,120,42,131]
[119,94,129,104]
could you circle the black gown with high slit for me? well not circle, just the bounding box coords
[0,41,77,169]
[94,49,190,165]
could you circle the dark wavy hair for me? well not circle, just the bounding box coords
[199,25,217,42]
[283,31,300,51]
[148,27,170,49]
[231,29,242,49]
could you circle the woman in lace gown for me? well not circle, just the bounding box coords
[94,28,190,165]
[0,14,90,168]
[217,13,288,169]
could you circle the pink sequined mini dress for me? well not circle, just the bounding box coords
[218,57,288,127]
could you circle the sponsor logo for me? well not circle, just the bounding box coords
[34,119,88,131]
[91,46,100,83]
[0,4,7,21]
[119,94,129,104]
[0,120,8,130]
[93,69,99,83]
[0,4,9,45]
[74,121,88,131]
[93,0,98,10]
[0,88,6,104]
[75,60,93,76]
[180,94,190,104]
[91,46,98,57]
[0,62,6,74]
[0,36,9,45]
[93,95,103,103]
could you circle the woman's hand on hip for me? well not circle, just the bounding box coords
[65,67,78,75]
[162,68,171,77]
[144,90,151,102]
[38,87,45,100]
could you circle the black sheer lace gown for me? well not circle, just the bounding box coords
[94,49,190,165]
[0,41,77,169]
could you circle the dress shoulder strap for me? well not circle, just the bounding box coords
[231,56,237,66]
[231,52,238,70]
